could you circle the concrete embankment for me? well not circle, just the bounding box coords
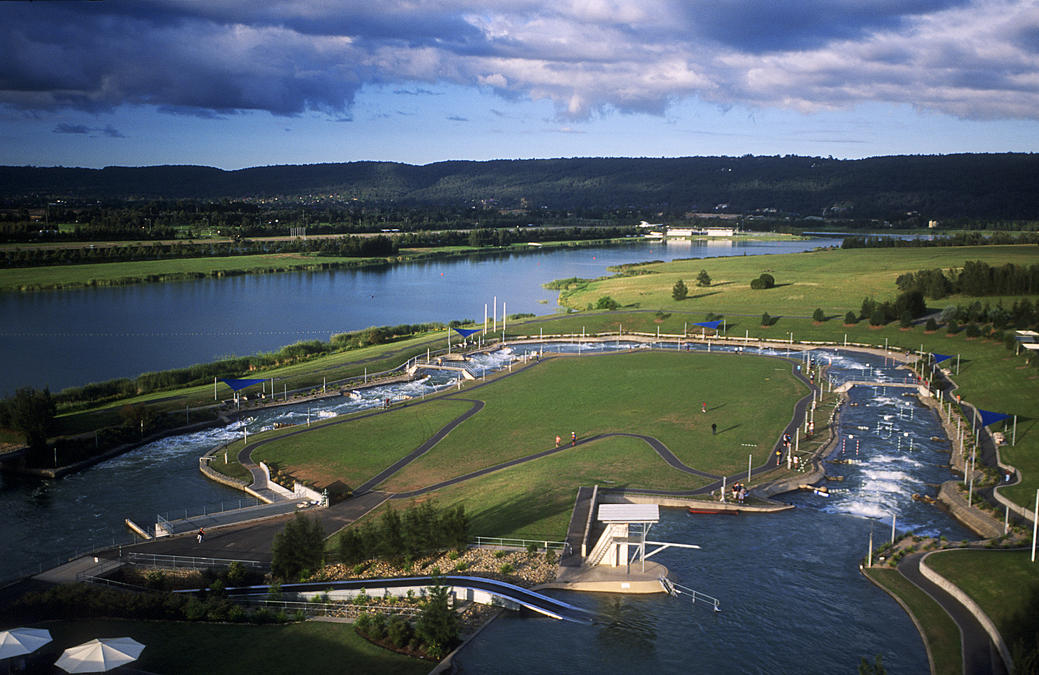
[937,480,1005,539]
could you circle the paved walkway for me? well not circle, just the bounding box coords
[898,552,1006,675]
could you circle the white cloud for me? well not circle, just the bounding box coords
[0,0,1037,122]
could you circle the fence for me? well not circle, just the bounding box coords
[471,536,570,553]
[0,534,146,590]
[155,496,264,526]
[125,552,269,571]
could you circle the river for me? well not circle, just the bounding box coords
[0,236,841,394]
[0,235,969,672]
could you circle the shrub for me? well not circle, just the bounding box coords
[812,308,826,322]
[761,312,775,327]
[844,311,858,325]
[965,323,981,338]
[899,311,913,328]
[595,296,619,310]
[672,279,688,301]
[869,308,887,326]
[499,563,514,575]
[545,549,557,564]
[925,317,939,331]
[386,615,413,648]
[947,319,960,334]
[271,513,325,581]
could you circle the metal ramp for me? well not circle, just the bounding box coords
[660,577,721,613]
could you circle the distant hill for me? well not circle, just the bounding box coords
[2,154,1037,219]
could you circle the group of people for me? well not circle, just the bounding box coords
[729,481,747,504]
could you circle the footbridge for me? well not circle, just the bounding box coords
[407,362,478,380]
[834,380,930,397]
[201,575,595,623]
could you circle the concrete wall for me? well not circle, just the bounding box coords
[919,551,1012,672]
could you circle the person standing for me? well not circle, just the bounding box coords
[701,402,707,413]
[711,423,717,435]
[555,435,561,448]
[197,528,204,544]
[571,431,576,446]
[775,449,783,466]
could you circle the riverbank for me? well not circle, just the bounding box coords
[0,237,641,293]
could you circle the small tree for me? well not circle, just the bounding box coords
[965,323,981,338]
[899,311,913,328]
[750,273,775,290]
[696,269,711,287]
[595,296,619,310]
[1,388,57,458]
[271,513,326,581]
[415,582,458,660]
[925,317,939,332]
[869,308,887,326]
[672,279,688,301]
[812,308,826,323]
[844,311,858,325]
[761,312,773,327]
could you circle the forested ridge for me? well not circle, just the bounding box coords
[2,153,1037,220]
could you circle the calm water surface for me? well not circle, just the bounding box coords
[0,237,840,393]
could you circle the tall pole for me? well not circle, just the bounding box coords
[956,354,960,375]
[747,454,752,482]
[447,326,451,354]
[214,377,217,401]
[503,302,507,336]
[1033,489,1038,563]
[868,527,873,567]
[484,303,488,334]
[1013,415,1018,446]
[891,513,896,544]
[493,295,497,331]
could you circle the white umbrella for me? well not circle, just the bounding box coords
[0,627,52,659]
[55,637,145,673]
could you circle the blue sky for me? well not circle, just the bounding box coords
[1,0,1038,170]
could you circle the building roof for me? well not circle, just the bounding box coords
[597,503,660,523]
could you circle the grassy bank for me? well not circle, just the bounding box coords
[925,549,1039,645]
[560,244,1038,315]
[864,567,962,674]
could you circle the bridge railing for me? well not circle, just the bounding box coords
[471,536,570,553]
[125,552,269,571]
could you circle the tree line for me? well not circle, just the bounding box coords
[896,260,1039,299]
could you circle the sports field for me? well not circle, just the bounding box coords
[250,350,807,539]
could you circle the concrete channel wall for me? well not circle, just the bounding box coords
[919,551,1013,672]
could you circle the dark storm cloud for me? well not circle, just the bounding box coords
[1,0,1037,122]
[53,123,90,135]
[53,123,125,137]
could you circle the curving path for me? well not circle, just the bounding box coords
[898,552,1006,675]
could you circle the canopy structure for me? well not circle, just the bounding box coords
[932,353,954,364]
[453,327,481,338]
[692,320,723,330]
[0,627,52,659]
[978,409,1012,427]
[220,378,266,392]
[55,637,145,673]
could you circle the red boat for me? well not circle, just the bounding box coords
[687,507,739,515]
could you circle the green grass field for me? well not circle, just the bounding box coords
[32,618,427,675]
[865,567,963,675]
[925,549,1039,642]
[381,351,804,492]
[563,244,1038,316]
[253,398,475,490]
[246,351,804,541]
[410,435,713,539]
